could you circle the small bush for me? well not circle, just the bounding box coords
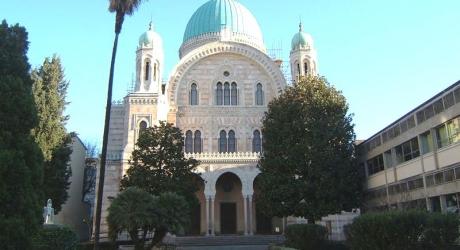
[79,241,119,250]
[285,224,328,250]
[346,210,460,250]
[32,225,79,250]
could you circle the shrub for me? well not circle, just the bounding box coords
[346,210,460,250]
[32,224,79,250]
[285,224,328,250]
[78,241,117,250]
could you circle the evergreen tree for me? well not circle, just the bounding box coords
[0,20,44,249]
[31,56,72,213]
[257,76,364,222]
[121,122,200,211]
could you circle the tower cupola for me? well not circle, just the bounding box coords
[289,22,318,83]
[135,22,164,93]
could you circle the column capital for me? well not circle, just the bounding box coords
[242,192,254,198]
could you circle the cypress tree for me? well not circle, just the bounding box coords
[31,56,72,213]
[0,20,44,249]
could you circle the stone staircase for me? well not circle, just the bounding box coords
[165,235,285,249]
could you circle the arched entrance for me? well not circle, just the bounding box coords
[188,174,205,235]
[215,172,243,235]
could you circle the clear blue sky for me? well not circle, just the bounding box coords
[3,0,460,146]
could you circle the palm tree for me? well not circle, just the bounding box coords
[94,0,146,248]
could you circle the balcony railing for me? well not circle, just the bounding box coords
[184,152,261,163]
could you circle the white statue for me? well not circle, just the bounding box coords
[43,199,54,225]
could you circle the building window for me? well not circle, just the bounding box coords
[190,83,198,105]
[194,130,202,153]
[433,99,444,115]
[444,169,455,182]
[145,61,150,81]
[443,92,455,109]
[185,130,193,153]
[255,83,264,106]
[224,83,230,105]
[394,137,420,165]
[228,130,236,152]
[455,87,460,103]
[383,150,393,168]
[304,62,308,75]
[217,82,238,106]
[219,130,227,153]
[297,63,300,74]
[185,130,202,153]
[153,63,157,81]
[252,130,262,153]
[231,82,237,105]
[436,117,460,148]
[367,154,384,175]
[216,82,223,105]
[139,121,148,134]
[420,131,433,154]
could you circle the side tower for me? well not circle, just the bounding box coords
[96,23,166,238]
[290,22,318,83]
[136,22,164,93]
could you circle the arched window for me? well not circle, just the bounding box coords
[185,130,193,153]
[228,130,236,153]
[297,63,300,74]
[219,130,227,153]
[194,130,202,153]
[145,61,150,81]
[231,82,237,105]
[256,83,264,106]
[190,83,198,105]
[216,82,223,105]
[252,130,262,153]
[224,82,230,105]
[154,63,157,80]
[304,62,308,75]
[139,121,148,134]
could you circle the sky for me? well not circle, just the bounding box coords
[2,0,460,146]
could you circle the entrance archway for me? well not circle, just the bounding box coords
[215,172,243,234]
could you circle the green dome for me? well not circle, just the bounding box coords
[183,0,264,44]
[291,23,313,50]
[139,23,162,47]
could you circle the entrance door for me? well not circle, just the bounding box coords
[220,202,237,234]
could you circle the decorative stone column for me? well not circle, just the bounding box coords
[248,194,254,235]
[243,195,248,235]
[210,196,215,235]
[205,196,210,236]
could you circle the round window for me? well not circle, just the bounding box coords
[223,71,230,77]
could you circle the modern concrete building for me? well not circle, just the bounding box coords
[96,0,319,238]
[359,81,460,213]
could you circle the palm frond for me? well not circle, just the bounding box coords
[108,0,144,16]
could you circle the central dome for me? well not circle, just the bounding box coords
[181,0,265,54]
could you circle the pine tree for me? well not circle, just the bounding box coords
[0,20,44,249]
[31,56,72,213]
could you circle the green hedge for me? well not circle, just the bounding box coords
[346,210,460,250]
[285,224,328,250]
[32,225,79,250]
